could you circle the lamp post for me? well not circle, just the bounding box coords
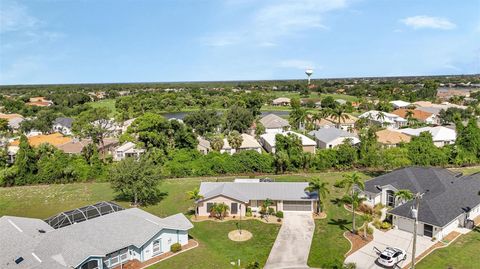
[410,192,425,269]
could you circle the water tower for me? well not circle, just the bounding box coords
[305,68,313,85]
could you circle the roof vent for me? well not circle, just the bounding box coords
[14,257,24,264]
[38,229,46,233]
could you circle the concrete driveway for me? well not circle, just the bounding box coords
[264,211,314,269]
[345,228,435,269]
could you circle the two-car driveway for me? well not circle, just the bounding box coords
[345,228,435,269]
[264,211,314,269]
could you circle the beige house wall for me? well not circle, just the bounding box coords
[302,145,316,154]
[197,195,247,217]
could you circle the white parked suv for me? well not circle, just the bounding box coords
[376,247,407,267]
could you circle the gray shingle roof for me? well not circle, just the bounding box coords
[365,167,480,227]
[198,182,317,202]
[259,114,290,129]
[308,128,358,144]
[53,117,73,129]
[0,208,192,268]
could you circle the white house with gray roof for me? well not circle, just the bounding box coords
[52,117,74,135]
[196,181,318,216]
[260,131,316,154]
[0,205,193,269]
[308,127,360,149]
[361,167,480,240]
[259,114,290,134]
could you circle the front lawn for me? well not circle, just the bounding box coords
[416,227,480,269]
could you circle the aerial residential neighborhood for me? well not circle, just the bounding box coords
[1,1,479,269]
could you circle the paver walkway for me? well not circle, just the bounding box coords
[264,212,314,269]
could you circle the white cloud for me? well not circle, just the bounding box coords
[0,0,40,33]
[401,15,456,30]
[202,0,349,47]
[278,59,317,69]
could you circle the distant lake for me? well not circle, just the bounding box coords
[161,110,290,120]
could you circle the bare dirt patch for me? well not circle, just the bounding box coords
[344,231,373,257]
[228,229,253,241]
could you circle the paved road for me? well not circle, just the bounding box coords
[264,212,314,269]
[345,228,435,269]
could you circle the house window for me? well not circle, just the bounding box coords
[424,224,433,237]
[207,203,214,212]
[153,239,161,254]
[231,203,238,214]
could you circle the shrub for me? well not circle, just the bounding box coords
[275,211,284,218]
[268,207,275,215]
[277,218,282,222]
[245,261,260,269]
[357,203,373,215]
[373,219,382,229]
[380,221,391,230]
[170,243,182,253]
[245,208,252,217]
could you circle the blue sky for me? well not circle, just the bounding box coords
[0,0,479,85]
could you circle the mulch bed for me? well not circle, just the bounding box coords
[344,231,373,257]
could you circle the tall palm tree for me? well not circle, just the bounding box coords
[210,136,224,151]
[340,172,365,195]
[405,110,415,126]
[376,111,386,124]
[342,191,367,233]
[329,106,350,129]
[186,187,204,219]
[305,177,330,214]
[394,189,414,206]
[227,131,243,152]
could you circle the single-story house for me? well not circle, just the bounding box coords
[0,202,193,269]
[314,114,358,132]
[359,110,407,129]
[259,114,290,134]
[375,129,411,148]
[391,109,438,125]
[260,131,316,154]
[414,101,468,115]
[308,127,360,149]
[389,100,411,109]
[0,113,24,131]
[52,117,74,135]
[114,142,145,161]
[361,167,480,240]
[394,126,456,147]
[271,97,291,106]
[196,181,318,216]
[196,134,262,155]
[57,138,119,155]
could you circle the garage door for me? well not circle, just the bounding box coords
[394,216,414,233]
[283,201,311,211]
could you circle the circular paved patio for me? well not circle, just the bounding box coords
[228,230,252,241]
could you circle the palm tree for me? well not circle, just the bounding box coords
[227,131,243,152]
[305,177,330,215]
[340,172,365,195]
[210,136,224,151]
[186,187,204,219]
[290,107,308,130]
[329,106,350,129]
[262,198,273,216]
[405,110,415,126]
[210,203,230,220]
[362,213,373,239]
[394,189,414,206]
[376,111,386,124]
[342,191,367,233]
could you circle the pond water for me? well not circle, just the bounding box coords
[161,110,290,120]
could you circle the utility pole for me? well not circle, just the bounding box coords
[410,192,424,269]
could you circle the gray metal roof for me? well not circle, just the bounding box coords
[308,128,358,144]
[198,182,317,202]
[53,117,73,129]
[259,114,290,129]
[0,208,193,269]
[365,167,480,227]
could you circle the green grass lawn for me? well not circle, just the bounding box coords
[1,168,478,268]
[88,99,117,116]
[416,227,480,269]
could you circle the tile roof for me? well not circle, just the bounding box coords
[375,129,411,145]
[391,109,433,121]
[259,114,290,129]
[10,133,72,147]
